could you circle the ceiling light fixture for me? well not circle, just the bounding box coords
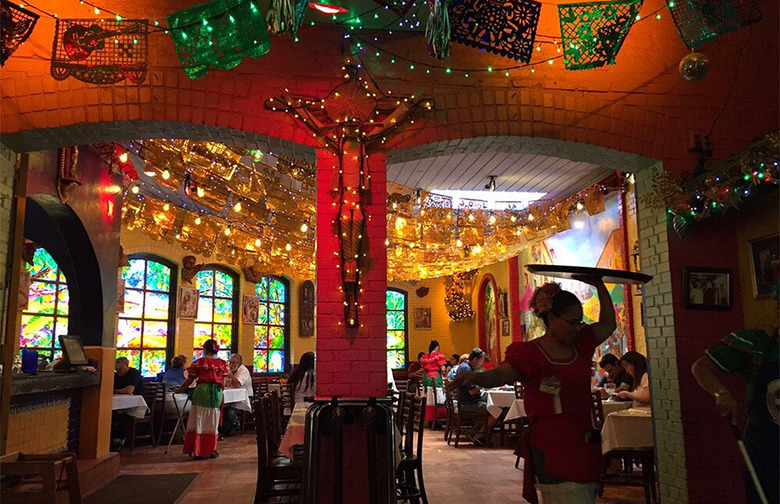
[484,175,497,192]
[309,2,349,15]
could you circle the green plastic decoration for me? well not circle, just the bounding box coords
[558,0,642,70]
[168,0,271,80]
[426,0,451,60]
[668,0,761,49]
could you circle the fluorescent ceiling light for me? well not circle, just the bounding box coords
[432,190,546,210]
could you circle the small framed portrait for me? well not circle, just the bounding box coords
[501,318,511,337]
[684,267,731,311]
[497,291,508,318]
[178,287,199,319]
[749,233,779,299]
[414,307,432,330]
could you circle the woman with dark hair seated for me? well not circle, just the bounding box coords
[617,351,650,408]
[174,339,228,460]
[289,351,316,405]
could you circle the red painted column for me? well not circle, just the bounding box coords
[315,148,387,398]
[508,256,524,343]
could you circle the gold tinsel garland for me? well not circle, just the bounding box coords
[120,139,614,280]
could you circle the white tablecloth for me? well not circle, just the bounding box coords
[601,407,653,454]
[223,387,252,412]
[112,395,149,418]
[602,400,632,417]
[485,389,525,419]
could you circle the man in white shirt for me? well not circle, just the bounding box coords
[220,354,253,437]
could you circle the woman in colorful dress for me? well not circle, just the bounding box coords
[421,340,447,423]
[451,277,616,504]
[174,339,228,459]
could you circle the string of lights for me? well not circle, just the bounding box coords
[351,2,670,77]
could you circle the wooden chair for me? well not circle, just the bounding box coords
[268,390,284,448]
[0,451,81,504]
[599,447,658,504]
[395,377,409,394]
[279,382,295,421]
[396,394,428,504]
[252,396,302,503]
[129,382,158,451]
[446,390,489,448]
[513,382,524,399]
[591,391,605,430]
[252,376,269,397]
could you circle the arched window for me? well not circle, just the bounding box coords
[20,247,69,361]
[118,255,176,377]
[386,288,408,369]
[194,267,238,361]
[253,276,290,373]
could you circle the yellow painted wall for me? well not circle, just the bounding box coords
[734,190,779,332]
[389,258,513,363]
[121,228,315,369]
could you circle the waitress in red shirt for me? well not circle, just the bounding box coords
[175,339,229,459]
[452,277,616,504]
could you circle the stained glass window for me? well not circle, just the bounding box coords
[253,276,289,373]
[20,248,68,362]
[194,268,237,361]
[386,289,407,370]
[118,256,175,377]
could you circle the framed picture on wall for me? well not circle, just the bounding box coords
[497,291,508,318]
[501,318,510,337]
[414,307,432,330]
[749,233,779,299]
[178,287,199,319]
[683,267,731,311]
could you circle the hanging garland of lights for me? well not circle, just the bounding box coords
[641,131,779,235]
[17,0,678,80]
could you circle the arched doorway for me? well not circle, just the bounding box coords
[477,274,501,365]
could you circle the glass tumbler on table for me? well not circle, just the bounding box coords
[604,383,616,401]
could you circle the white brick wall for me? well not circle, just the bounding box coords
[635,164,688,503]
[0,144,16,334]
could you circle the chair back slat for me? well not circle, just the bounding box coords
[269,389,283,444]
[590,391,605,430]
[400,394,426,456]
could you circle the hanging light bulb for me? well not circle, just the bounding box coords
[285,243,292,251]
[197,187,205,198]
[300,222,309,232]
[224,228,231,236]
[131,186,140,194]
[528,213,535,221]
[576,200,584,211]
[468,214,475,222]
[473,244,483,254]
[456,239,463,247]
[255,238,262,247]
[384,238,390,246]
[488,213,497,225]
[233,201,242,212]
[510,215,517,222]
[195,217,202,225]
[118,152,129,163]
[163,203,170,211]
[162,169,170,180]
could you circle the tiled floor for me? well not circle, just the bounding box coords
[116,432,646,503]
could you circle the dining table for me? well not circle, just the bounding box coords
[601,406,653,454]
[111,394,149,418]
[485,388,526,420]
[602,399,632,417]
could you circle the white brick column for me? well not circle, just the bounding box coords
[635,163,689,504]
[0,144,16,334]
